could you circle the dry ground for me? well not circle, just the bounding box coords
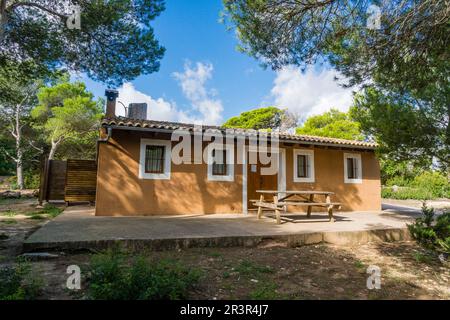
[1,198,449,300]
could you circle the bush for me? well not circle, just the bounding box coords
[383,171,450,200]
[7,172,40,190]
[412,172,450,199]
[381,186,432,200]
[0,260,43,300]
[408,205,450,254]
[87,251,202,300]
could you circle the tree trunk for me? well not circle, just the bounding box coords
[15,103,24,190]
[0,0,8,42]
[48,138,60,160]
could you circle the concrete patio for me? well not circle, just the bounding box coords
[23,203,421,251]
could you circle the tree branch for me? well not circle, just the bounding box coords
[0,146,18,162]
[6,1,68,20]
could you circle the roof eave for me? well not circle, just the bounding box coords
[103,123,377,151]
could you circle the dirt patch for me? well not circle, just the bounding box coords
[0,198,64,263]
[4,242,445,300]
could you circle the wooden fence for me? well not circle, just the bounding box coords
[39,158,97,204]
[65,159,97,203]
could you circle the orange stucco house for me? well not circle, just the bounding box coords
[94,90,381,216]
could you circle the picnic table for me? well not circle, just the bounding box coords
[252,190,341,224]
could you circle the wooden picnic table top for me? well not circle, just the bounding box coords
[255,190,334,195]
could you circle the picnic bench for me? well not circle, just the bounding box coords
[251,190,341,224]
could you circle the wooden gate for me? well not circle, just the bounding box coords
[39,159,97,204]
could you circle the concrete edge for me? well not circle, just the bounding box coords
[22,227,411,253]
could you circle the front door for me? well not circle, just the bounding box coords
[247,151,278,210]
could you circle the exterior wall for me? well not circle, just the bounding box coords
[282,144,381,212]
[95,129,243,216]
[95,129,381,216]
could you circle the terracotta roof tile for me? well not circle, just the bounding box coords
[101,117,377,149]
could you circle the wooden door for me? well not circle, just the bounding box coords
[247,152,278,209]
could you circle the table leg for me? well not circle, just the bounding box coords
[325,194,334,222]
[306,194,314,218]
[273,195,281,224]
[257,194,264,219]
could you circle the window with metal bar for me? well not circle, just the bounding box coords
[145,145,165,173]
[212,149,227,176]
[347,157,358,179]
[297,154,309,178]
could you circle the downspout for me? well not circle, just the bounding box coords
[96,126,112,163]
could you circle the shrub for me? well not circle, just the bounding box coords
[412,172,450,199]
[87,251,202,300]
[383,170,450,200]
[0,260,43,300]
[7,173,40,190]
[381,186,432,200]
[408,205,450,254]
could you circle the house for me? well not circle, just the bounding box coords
[94,90,381,216]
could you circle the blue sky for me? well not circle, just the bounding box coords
[78,0,355,125]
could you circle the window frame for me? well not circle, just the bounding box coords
[343,153,362,184]
[207,144,234,182]
[139,139,171,180]
[293,149,315,183]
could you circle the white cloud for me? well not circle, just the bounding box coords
[115,62,224,125]
[173,61,223,125]
[269,66,355,119]
[117,83,190,122]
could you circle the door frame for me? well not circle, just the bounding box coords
[242,146,286,214]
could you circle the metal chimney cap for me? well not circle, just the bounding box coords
[105,89,119,101]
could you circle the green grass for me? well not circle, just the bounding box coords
[234,260,274,276]
[206,251,223,258]
[354,260,365,269]
[87,250,202,300]
[29,214,46,220]
[249,281,282,300]
[0,198,31,206]
[1,219,17,224]
[412,251,434,264]
[26,204,63,219]
[0,259,43,300]
[0,209,18,217]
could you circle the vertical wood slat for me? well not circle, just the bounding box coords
[38,156,49,205]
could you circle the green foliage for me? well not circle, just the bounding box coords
[222,1,448,96]
[379,158,429,186]
[382,171,450,200]
[88,251,202,300]
[351,87,448,169]
[8,172,40,189]
[296,109,364,140]
[408,206,450,254]
[223,1,449,171]
[0,260,43,300]
[1,1,165,86]
[222,107,283,130]
[32,80,103,159]
[413,172,450,198]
